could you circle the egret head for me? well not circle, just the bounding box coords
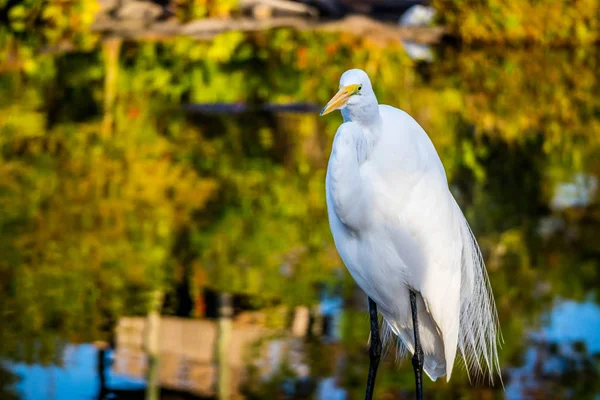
[320,69,377,117]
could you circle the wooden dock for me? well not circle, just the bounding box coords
[112,314,270,397]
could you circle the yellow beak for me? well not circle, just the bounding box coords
[320,84,360,116]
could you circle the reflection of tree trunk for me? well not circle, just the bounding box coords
[218,292,233,399]
[96,344,108,400]
[146,354,159,400]
[311,305,323,337]
[145,290,163,400]
[102,38,122,139]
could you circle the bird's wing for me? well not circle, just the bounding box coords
[374,105,501,382]
[381,177,463,381]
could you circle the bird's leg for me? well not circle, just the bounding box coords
[365,297,382,400]
[410,289,424,400]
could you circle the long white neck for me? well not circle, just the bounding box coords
[326,124,371,232]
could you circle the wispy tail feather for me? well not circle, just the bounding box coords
[457,211,503,386]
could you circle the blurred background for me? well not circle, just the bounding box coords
[1,0,599,399]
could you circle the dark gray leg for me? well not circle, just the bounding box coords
[410,289,424,400]
[365,297,382,400]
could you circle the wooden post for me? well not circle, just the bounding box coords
[101,37,121,139]
[218,292,233,399]
[145,290,163,400]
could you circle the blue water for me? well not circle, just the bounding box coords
[7,345,144,400]
[505,300,600,399]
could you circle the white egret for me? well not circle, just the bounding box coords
[320,69,501,399]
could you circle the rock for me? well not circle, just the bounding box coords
[97,0,119,14]
[90,14,123,31]
[399,5,436,27]
[151,18,182,35]
[181,19,230,36]
[116,1,163,22]
[252,4,273,20]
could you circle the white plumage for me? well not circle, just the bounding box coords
[322,69,501,383]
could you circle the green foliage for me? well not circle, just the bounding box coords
[0,0,98,63]
[109,31,414,306]
[0,41,215,362]
[433,0,600,44]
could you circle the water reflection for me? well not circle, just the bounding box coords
[0,32,599,399]
[507,300,600,399]
[6,300,600,399]
[7,345,144,400]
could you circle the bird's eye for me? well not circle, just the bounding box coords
[358,85,363,92]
